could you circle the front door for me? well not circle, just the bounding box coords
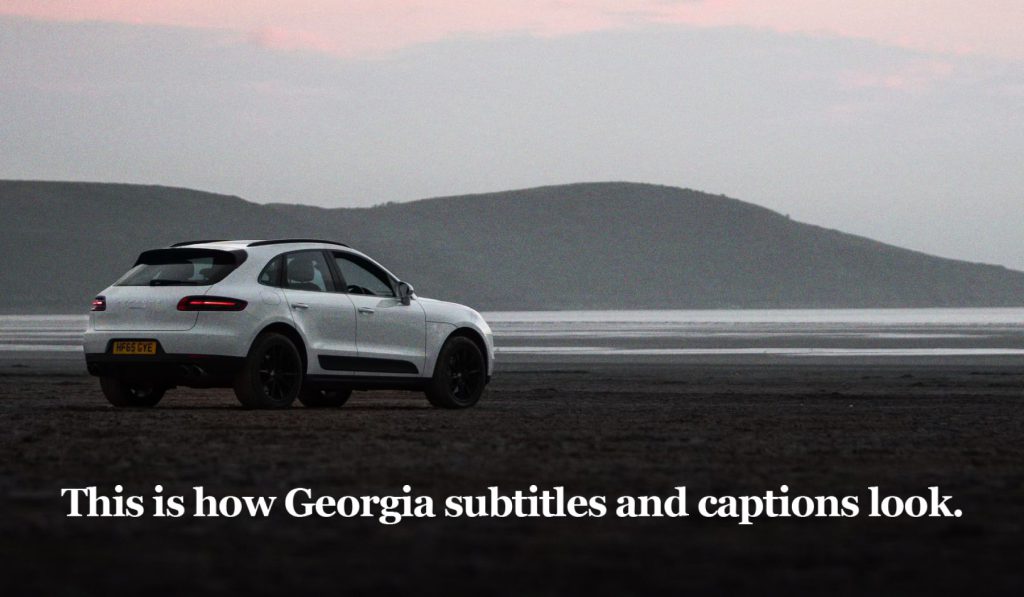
[331,252,426,376]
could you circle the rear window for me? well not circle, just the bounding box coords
[117,249,246,287]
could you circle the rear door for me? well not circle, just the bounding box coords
[330,251,426,376]
[278,250,358,374]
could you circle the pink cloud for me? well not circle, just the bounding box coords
[1,0,1021,60]
[648,0,1024,60]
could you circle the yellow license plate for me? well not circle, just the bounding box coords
[112,341,157,356]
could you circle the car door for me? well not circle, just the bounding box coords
[330,251,426,376]
[278,250,358,375]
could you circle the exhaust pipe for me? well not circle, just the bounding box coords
[178,364,208,380]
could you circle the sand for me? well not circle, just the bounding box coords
[2,362,1023,594]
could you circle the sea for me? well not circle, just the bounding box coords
[2,309,1024,371]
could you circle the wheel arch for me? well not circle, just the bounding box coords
[253,322,309,372]
[446,326,489,373]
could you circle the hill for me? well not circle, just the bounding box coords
[2,180,1023,312]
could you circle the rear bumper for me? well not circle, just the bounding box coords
[83,321,252,387]
[85,353,244,388]
[83,327,249,358]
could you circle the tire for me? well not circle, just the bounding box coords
[233,333,303,409]
[425,336,487,409]
[299,387,352,408]
[100,377,165,407]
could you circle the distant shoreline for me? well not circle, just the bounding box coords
[4,308,1023,374]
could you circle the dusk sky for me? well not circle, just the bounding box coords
[2,1,1022,268]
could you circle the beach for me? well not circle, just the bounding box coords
[3,358,1023,594]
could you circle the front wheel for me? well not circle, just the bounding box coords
[425,336,487,409]
[233,333,303,409]
[99,377,165,407]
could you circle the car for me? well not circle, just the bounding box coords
[83,239,494,409]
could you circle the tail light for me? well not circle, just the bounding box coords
[91,296,106,312]
[177,296,248,311]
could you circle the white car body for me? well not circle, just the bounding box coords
[84,240,493,399]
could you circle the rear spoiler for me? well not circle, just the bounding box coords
[135,248,248,267]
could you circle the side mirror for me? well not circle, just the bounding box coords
[397,281,415,305]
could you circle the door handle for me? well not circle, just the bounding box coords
[291,303,310,310]
[357,307,375,315]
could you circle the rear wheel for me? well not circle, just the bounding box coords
[233,333,303,409]
[99,377,165,407]
[299,387,352,408]
[425,336,486,409]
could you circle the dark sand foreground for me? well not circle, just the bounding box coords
[2,363,1023,595]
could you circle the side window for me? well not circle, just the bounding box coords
[333,253,395,297]
[258,256,282,287]
[284,251,331,292]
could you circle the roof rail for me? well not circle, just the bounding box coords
[247,239,350,248]
[170,239,228,247]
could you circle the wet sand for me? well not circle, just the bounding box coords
[2,361,1023,594]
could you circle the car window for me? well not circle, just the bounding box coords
[284,251,331,292]
[258,256,282,287]
[334,253,395,297]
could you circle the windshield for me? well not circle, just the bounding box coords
[117,249,246,287]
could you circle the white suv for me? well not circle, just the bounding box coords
[84,240,494,409]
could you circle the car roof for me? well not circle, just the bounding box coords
[169,239,349,251]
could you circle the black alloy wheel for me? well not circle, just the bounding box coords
[259,344,300,402]
[425,336,486,409]
[234,333,303,409]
